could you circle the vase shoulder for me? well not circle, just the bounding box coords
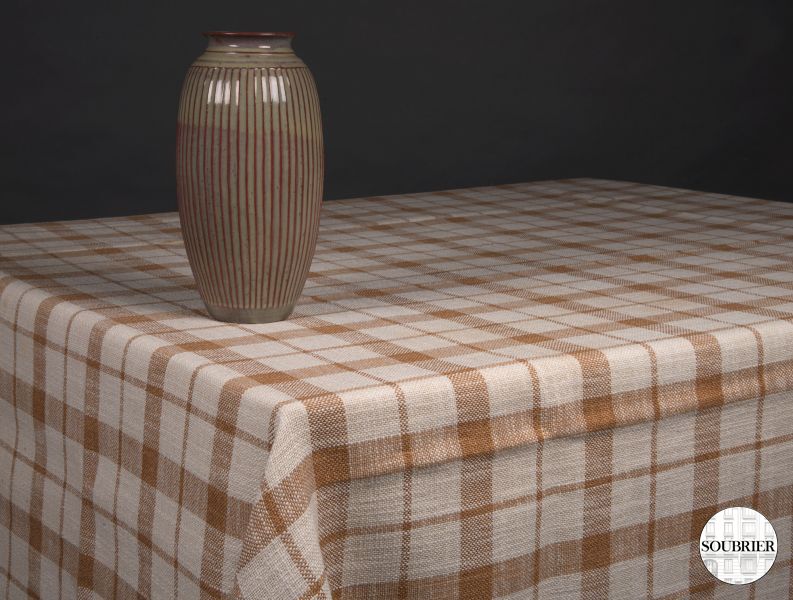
[194,31,307,68]
[192,53,307,68]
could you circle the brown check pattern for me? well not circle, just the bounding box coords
[1,179,792,599]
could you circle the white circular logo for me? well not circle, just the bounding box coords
[700,507,777,585]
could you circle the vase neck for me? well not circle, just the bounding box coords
[203,32,295,55]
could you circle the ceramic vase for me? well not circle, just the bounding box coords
[176,32,323,323]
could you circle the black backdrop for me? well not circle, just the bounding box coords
[2,0,791,224]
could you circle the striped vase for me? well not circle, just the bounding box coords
[176,32,323,323]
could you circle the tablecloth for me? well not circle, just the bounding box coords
[1,178,792,599]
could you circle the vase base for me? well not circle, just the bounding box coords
[205,303,295,323]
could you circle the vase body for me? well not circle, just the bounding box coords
[176,32,323,323]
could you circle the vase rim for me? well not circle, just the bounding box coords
[203,31,296,38]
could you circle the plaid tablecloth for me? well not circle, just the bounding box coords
[1,179,792,599]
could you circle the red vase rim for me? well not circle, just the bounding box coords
[203,31,296,38]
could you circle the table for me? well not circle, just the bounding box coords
[1,179,792,599]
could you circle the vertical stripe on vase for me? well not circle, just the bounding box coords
[253,68,264,309]
[182,67,212,298]
[239,67,251,308]
[286,68,306,305]
[194,68,216,301]
[281,70,293,304]
[286,68,308,305]
[292,68,317,303]
[216,67,234,306]
[268,69,280,309]
[176,64,323,312]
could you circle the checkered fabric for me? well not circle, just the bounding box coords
[1,179,792,599]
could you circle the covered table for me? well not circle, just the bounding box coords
[1,179,792,599]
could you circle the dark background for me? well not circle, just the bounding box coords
[2,0,791,224]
